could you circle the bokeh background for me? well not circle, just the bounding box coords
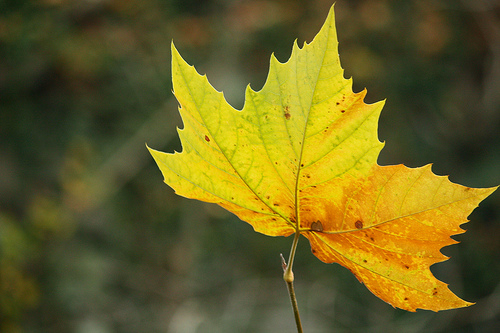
[1,0,499,332]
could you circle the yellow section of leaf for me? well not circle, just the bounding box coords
[148,5,384,236]
[148,5,498,311]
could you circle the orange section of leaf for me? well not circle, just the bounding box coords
[301,164,496,311]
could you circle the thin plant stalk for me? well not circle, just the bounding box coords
[282,230,303,333]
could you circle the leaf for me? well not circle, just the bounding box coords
[148,5,497,311]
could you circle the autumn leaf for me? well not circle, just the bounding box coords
[148,5,497,312]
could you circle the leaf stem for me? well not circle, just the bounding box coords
[282,230,303,333]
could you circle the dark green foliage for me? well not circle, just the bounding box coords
[1,1,499,332]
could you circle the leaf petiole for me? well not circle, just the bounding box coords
[282,230,303,333]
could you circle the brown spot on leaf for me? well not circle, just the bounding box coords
[204,135,210,142]
[273,203,279,206]
[404,265,410,269]
[284,106,291,119]
[311,221,323,232]
[355,220,363,229]
[341,110,345,113]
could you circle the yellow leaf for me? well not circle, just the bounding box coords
[148,5,497,311]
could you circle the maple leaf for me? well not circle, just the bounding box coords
[148,5,497,311]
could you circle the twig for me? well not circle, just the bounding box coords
[281,230,303,333]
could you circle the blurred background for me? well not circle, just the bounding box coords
[1,0,499,332]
